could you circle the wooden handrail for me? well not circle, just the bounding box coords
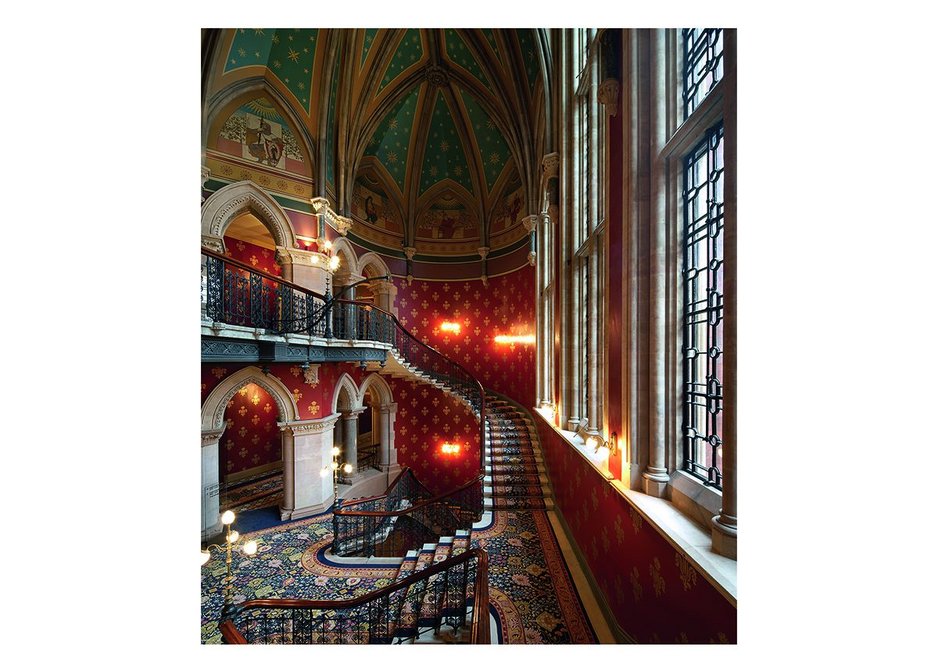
[335,473,483,517]
[220,548,490,644]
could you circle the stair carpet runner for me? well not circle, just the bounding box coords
[484,394,549,511]
[386,530,474,643]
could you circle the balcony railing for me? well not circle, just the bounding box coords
[201,248,486,470]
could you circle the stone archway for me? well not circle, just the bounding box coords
[357,373,399,479]
[201,180,299,254]
[200,367,299,539]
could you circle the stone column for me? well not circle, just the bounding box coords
[342,408,366,477]
[642,29,670,497]
[712,28,738,560]
[279,414,341,519]
[378,403,400,472]
[371,280,398,317]
[201,428,225,540]
[587,235,603,436]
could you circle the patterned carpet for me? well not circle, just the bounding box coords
[201,395,596,644]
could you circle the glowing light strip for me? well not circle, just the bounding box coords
[440,442,461,455]
[494,334,536,344]
[440,322,462,334]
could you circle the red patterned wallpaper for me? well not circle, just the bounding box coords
[536,416,737,643]
[223,236,283,277]
[392,265,536,408]
[218,382,280,478]
[201,362,482,495]
[201,362,342,423]
[387,376,481,497]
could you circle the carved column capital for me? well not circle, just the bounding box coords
[477,246,490,260]
[279,413,341,435]
[342,407,367,419]
[527,252,537,267]
[402,246,417,261]
[598,79,619,116]
[541,152,560,180]
[201,427,226,447]
[522,215,538,233]
[334,214,353,237]
[276,246,330,268]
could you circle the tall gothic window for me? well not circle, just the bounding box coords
[681,123,725,488]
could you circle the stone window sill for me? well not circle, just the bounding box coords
[535,411,736,606]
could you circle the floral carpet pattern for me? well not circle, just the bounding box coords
[200,394,596,644]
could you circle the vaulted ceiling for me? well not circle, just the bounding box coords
[204,29,549,257]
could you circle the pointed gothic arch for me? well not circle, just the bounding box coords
[201,366,299,432]
[201,180,300,254]
[331,372,362,414]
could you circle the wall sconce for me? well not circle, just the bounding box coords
[440,442,461,455]
[494,334,536,345]
[440,321,461,335]
[329,255,341,272]
[574,419,618,457]
[201,510,258,609]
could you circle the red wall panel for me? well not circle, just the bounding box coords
[537,415,736,643]
[222,237,283,277]
[217,382,280,477]
[392,265,536,408]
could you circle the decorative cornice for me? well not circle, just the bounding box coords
[342,407,368,418]
[522,215,538,233]
[201,236,225,253]
[598,79,619,116]
[311,196,341,231]
[280,413,341,435]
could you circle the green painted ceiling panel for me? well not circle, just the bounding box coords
[364,86,420,193]
[378,30,423,93]
[224,29,275,72]
[444,29,489,91]
[325,53,341,187]
[459,88,510,192]
[419,91,474,196]
[360,29,379,68]
[481,29,501,62]
[226,29,318,113]
[516,29,540,98]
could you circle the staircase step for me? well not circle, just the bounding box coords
[491,496,550,510]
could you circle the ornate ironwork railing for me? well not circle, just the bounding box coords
[201,247,486,472]
[219,548,489,644]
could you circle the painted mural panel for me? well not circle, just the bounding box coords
[415,198,479,242]
[490,177,524,237]
[216,98,307,176]
[350,178,405,236]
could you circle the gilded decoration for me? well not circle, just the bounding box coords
[675,552,699,591]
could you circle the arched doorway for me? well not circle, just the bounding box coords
[332,374,362,484]
[200,366,300,539]
[217,382,284,515]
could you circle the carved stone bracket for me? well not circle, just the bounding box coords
[541,152,560,180]
[527,251,537,267]
[311,196,340,233]
[303,363,321,386]
[201,236,225,253]
[403,246,417,261]
[522,215,538,233]
[598,79,619,116]
[477,246,490,260]
[334,214,353,237]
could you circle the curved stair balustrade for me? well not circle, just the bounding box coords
[219,548,490,644]
[333,472,484,558]
[201,248,487,471]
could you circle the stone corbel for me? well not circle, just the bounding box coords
[334,214,353,237]
[303,363,320,386]
[598,79,619,116]
[276,246,329,268]
[522,215,538,233]
[201,236,225,254]
[201,166,211,202]
[527,252,537,267]
[403,246,417,260]
[201,427,226,447]
[311,196,339,236]
[541,152,559,181]
[477,246,490,260]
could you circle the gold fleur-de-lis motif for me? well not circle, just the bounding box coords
[613,516,625,545]
[650,557,666,597]
[292,389,302,403]
[263,402,272,413]
[251,415,260,425]
[239,387,249,397]
[238,406,248,417]
[211,367,228,379]
[251,393,260,405]
[630,507,643,534]
[675,552,698,591]
[630,566,643,602]
[308,401,320,416]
